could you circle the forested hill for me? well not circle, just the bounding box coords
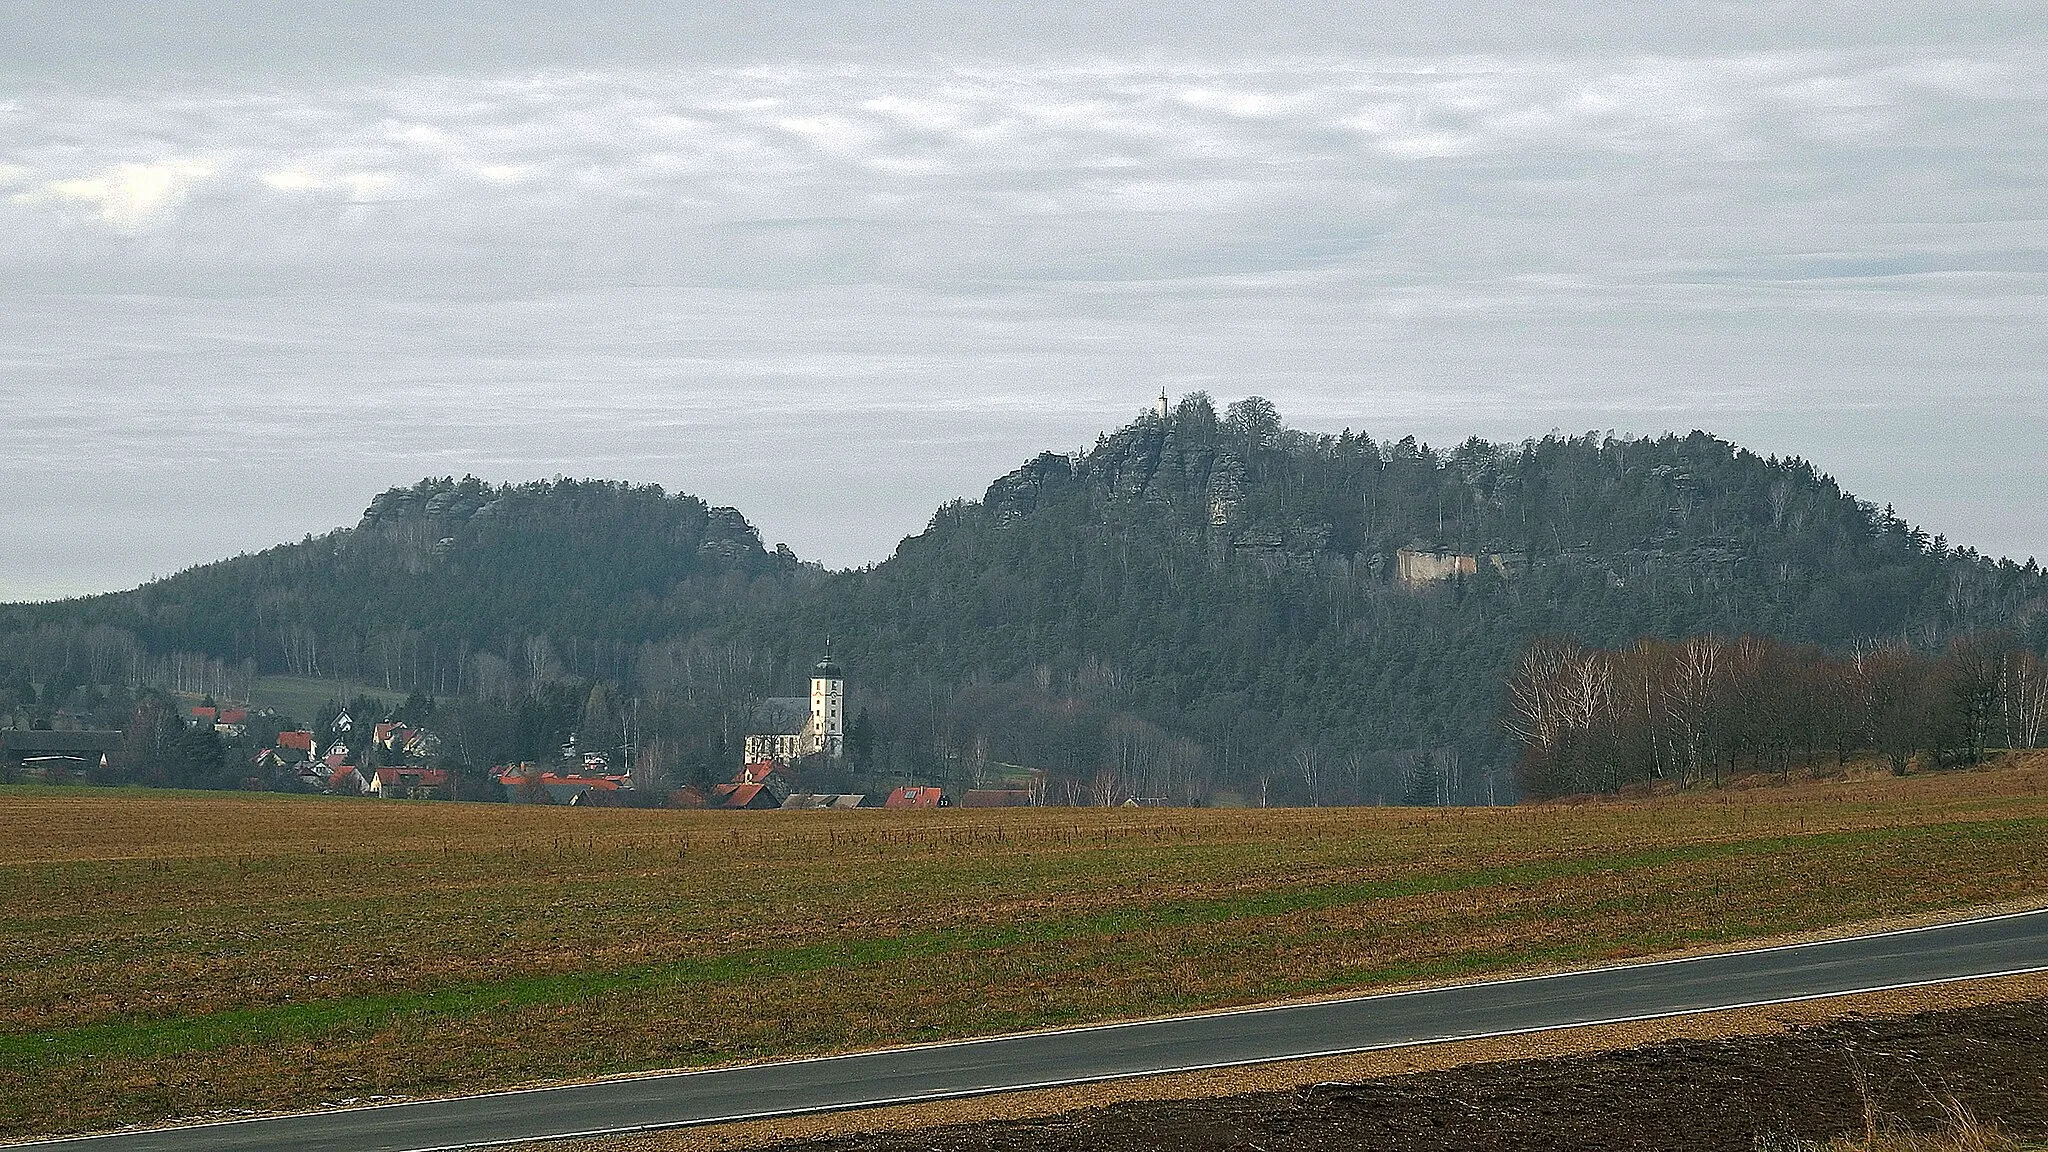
[2,477,804,692]
[804,396,2046,803]
[4,397,2044,804]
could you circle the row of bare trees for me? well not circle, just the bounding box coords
[1506,632,2048,797]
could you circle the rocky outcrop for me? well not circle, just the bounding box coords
[698,506,767,562]
[358,478,496,534]
[985,453,1077,528]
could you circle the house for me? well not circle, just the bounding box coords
[327,766,362,794]
[711,782,782,810]
[276,730,315,754]
[712,761,793,806]
[883,786,944,809]
[274,749,327,790]
[366,767,448,799]
[372,722,442,760]
[254,745,309,771]
[703,763,793,809]
[563,780,624,806]
[186,706,217,729]
[213,708,249,737]
[742,653,846,765]
[960,789,1032,808]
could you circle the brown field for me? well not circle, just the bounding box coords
[4,753,2048,1139]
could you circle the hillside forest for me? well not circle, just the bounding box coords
[4,395,2045,805]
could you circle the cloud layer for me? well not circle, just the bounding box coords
[3,47,2045,597]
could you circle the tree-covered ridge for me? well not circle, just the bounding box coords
[964,396,2036,644]
[4,477,800,694]
[802,397,2046,802]
[3,399,2043,805]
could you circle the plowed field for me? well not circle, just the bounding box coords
[5,756,2047,1137]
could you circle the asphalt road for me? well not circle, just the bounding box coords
[23,908,2048,1152]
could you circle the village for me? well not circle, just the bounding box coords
[0,653,1041,809]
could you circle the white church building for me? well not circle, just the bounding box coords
[743,654,846,764]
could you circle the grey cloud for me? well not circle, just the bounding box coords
[6,2,2047,78]
[1,44,2044,598]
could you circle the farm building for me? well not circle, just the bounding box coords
[780,793,866,809]
[0,729,122,776]
[960,789,1032,808]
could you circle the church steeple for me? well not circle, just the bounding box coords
[1155,388,1170,420]
[810,647,845,759]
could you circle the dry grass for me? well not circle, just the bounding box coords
[1778,1093,2039,1152]
[5,754,2048,1139]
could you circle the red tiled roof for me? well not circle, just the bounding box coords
[277,730,315,752]
[500,771,627,787]
[189,706,217,721]
[217,708,248,724]
[884,786,943,809]
[713,782,767,808]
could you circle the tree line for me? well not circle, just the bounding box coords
[1505,632,2048,796]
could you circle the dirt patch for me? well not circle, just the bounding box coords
[538,981,2048,1152]
[758,1001,2048,1152]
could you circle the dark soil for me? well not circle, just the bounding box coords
[778,1001,2048,1151]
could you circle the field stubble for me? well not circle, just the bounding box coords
[3,755,2048,1137]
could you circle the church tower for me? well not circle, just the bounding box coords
[809,652,845,759]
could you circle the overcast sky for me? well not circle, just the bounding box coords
[3,2,2044,600]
